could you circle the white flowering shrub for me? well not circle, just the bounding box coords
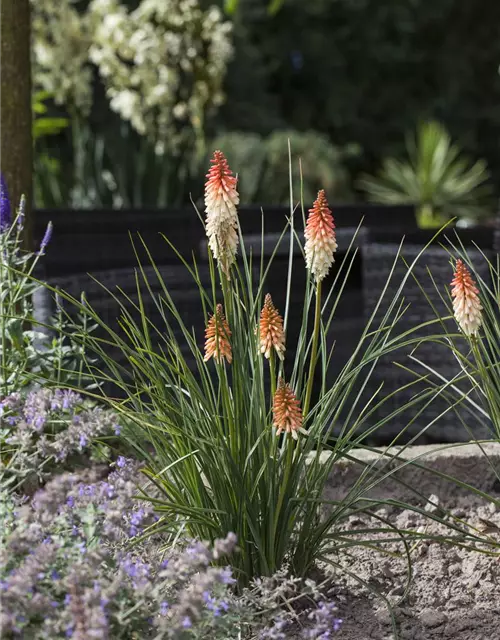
[31,0,233,156]
[30,0,94,115]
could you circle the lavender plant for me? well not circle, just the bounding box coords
[0,460,239,638]
[1,458,340,639]
[0,175,97,395]
[0,387,120,492]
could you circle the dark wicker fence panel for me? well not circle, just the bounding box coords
[362,230,495,444]
[34,204,416,278]
[37,204,500,442]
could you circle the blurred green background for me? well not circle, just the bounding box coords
[32,0,500,225]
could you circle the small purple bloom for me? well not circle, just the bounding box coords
[51,570,60,580]
[38,221,53,255]
[113,424,122,435]
[34,415,46,431]
[0,173,11,232]
[79,434,87,448]
[220,567,236,585]
[67,495,75,508]
[77,541,86,554]
[130,508,145,526]
[160,601,169,616]
[182,616,192,629]
[116,456,127,468]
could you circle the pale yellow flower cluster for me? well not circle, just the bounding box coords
[30,0,94,114]
[88,0,233,153]
[30,0,233,154]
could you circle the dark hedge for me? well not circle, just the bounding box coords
[218,0,500,193]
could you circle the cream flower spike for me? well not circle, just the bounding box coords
[304,189,337,283]
[451,259,483,336]
[204,150,239,278]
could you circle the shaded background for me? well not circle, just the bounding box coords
[30,0,500,212]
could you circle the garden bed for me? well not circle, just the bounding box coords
[323,443,500,639]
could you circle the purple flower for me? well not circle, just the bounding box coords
[220,567,236,585]
[77,541,86,554]
[38,221,53,255]
[160,601,169,616]
[34,415,46,431]
[113,424,122,435]
[116,456,127,468]
[182,616,192,628]
[67,496,75,508]
[79,434,88,448]
[0,173,11,232]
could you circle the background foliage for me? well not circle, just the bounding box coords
[31,0,500,210]
[219,0,500,197]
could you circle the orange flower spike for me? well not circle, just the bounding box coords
[272,378,305,440]
[259,294,286,361]
[204,304,232,364]
[451,259,483,337]
[304,189,337,283]
[204,150,239,277]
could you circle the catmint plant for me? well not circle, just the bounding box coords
[0,461,241,639]
[0,387,119,492]
[0,176,97,396]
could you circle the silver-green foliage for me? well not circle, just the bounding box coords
[211,130,356,204]
[60,183,499,593]
[0,197,96,395]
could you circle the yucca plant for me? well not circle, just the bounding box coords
[407,243,500,438]
[359,120,493,228]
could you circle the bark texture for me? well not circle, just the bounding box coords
[1,0,33,246]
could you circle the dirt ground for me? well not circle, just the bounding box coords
[327,492,500,640]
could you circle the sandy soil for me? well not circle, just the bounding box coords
[327,492,500,640]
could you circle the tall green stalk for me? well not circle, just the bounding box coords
[303,280,322,416]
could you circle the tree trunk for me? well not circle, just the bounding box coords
[0,0,33,248]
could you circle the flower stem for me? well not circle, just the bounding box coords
[269,351,277,400]
[272,434,295,563]
[303,280,322,417]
